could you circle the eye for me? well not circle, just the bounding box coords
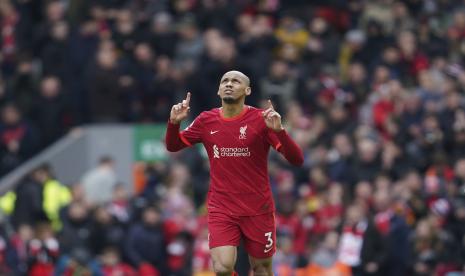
[232,79,240,84]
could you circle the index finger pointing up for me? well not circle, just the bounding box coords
[268,99,274,110]
[184,92,191,107]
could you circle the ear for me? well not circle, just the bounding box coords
[217,90,220,96]
[245,87,251,96]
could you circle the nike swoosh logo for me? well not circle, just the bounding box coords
[264,247,273,253]
[210,130,219,134]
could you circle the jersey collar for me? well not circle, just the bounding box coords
[219,105,249,121]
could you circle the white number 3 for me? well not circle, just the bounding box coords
[264,232,273,253]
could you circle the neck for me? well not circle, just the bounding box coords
[221,102,245,118]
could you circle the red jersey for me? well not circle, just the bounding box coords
[166,106,303,216]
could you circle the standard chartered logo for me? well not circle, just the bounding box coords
[212,144,251,158]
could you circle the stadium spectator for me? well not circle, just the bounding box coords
[297,231,351,276]
[10,167,47,228]
[148,12,177,58]
[88,206,125,256]
[0,103,39,175]
[9,58,36,115]
[9,223,33,274]
[58,201,91,254]
[100,246,136,276]
[147,55,178,122]
[87,41,125,122]
[260,59,298,112]
[373,189,410,276]
[30,76,72,147]
[125,205,165,274]
[27,223,59,276]
[81,156,117,205]
[40,21,70,80]
[338,203,387,276]
[39,164,71,230]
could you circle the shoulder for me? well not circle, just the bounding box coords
[247,105,263,112]
[196,108,220,121]
[246,106,266,122]
[203,108,221,117]
[245,106,264,116]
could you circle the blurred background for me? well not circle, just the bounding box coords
[0,0,464,275]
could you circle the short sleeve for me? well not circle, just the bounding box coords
[180,114,204,146]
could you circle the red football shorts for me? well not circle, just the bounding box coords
[208,211,276,258]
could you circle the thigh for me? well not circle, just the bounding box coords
[248,255,273,274]
[240,212,276,258]
[210,245,237,271]
[208,211,241,249]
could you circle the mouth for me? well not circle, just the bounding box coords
[224,89,233,95]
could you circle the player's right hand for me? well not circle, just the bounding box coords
[169,92,191,124]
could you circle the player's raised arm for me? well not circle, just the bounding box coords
[263,100,304,166]
[165,93,192,152]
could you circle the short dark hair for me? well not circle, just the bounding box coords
[99,155,113,164]
[32,163,53,178]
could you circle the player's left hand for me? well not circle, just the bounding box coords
[263,100,284,132]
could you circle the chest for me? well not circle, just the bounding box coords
[202,118,266,147]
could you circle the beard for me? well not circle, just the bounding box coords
[222,96,240,104]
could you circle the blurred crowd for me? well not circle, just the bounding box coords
[0,0,465,275]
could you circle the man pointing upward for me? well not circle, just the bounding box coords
[165,70,303,276]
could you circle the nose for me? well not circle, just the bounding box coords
[225,81,233,88]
